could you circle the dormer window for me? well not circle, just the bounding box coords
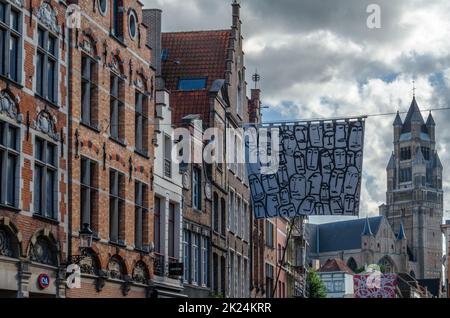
[177,77,207,91]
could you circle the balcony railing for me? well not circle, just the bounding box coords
[153,253,165,277]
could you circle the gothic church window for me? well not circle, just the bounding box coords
[400,147,411,161]
[399,168,412,183]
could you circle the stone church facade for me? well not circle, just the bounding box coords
[307,216,414,275]
[379,96,443,279]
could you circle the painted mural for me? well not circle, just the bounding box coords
[354,274,398,298]
[245,118,365,219]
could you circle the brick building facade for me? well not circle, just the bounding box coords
[0,0,68,298]
[65,0,155,298]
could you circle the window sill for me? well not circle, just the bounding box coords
[109,240,127,248]
[0,74,23,89]
[32,213,59,225]
[80,121,101,133]
[134,149,150,159]
[34,93,59,109]
[0,204,20,213]
[134,247,150,254]
[193,208,203,213]
[109,136,127,147]
[109,32,126,47]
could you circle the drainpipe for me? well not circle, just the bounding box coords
[67,22,73,267]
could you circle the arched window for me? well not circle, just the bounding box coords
[0,226,19,258]
[107,255,126,280]
[378,256,396,274]
[30,235,58,266]
[132,261,149,284]
[347,257,358,272]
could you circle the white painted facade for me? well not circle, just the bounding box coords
[152,89,184,296]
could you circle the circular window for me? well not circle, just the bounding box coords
[128,10,137,40]
[98,0,107,16]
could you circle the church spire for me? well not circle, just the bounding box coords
[393,111,403,126]
[362,216,373,236]
[397,222,406,240]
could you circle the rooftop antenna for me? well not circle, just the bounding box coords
[252,69,261,90]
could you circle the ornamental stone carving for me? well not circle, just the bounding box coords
[0,91,22,123]
[36,2,60,34]
[34,109,59,141]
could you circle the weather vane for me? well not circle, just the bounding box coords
[252,70,261,90]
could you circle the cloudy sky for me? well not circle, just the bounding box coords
[144,0,450,222]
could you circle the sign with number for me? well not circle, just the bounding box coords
[38,273,50,289]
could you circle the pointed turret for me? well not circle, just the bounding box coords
[414,147,425,165]
[393,111,403,127]
[387,153,396,170]
[362,217,373,236]
[426,112,436,142]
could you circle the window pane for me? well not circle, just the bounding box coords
[177,78,207,91]
[9,36,19,81]
[0,3,5,22]
[36,53,44,96]
[47,59,56,102]
[10,10,19,32]
[38,28,44,48]
[35,138,44,161]
[6,154,16,206]
[0,29,5,76]
[48,35,56,56]
[46,170,55,218]
[8,126,16,150]
[34,165,42,213]
[46,143,55,166]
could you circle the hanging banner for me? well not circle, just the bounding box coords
[245,118,365,219]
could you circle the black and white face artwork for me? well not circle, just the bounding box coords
[245,120,365,219]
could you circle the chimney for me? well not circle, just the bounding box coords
[249,88,261,124]
[142,9,164,89]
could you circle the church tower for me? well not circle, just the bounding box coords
[380,96,443,279]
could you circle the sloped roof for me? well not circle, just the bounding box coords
[161,30,231,126]
[426,112,436,126]
[308,216,384,253]
[387,153,396,170]
[162,30,231,91]
[393,111,403,126]
[319,258,355,275]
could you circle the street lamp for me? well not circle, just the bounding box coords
[79,223,94,249]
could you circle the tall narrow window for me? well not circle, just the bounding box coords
[168,202,175,259]
[109,169,125,243]
[80,157,99,234]
[110,71,125,142]
[237,72,243,117]
[229,191,235,233]
[36,27,58,104]
[0,121,19,207]
[192,233,200,285]
[135,181,148,250]
[81,51,98,127]
[221,198,226,235]
[135,89,149,155]
[202,237,209,287]
[0,3,22,83]
[213,193,219,232]
[154,197,161,253]
[183,230,190,282]
[192,167,201,210]
[265,221,274,248]
[164,134,172,178]
[112,0,124,39]
[34,137,57,219]
[266,263,274,298]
